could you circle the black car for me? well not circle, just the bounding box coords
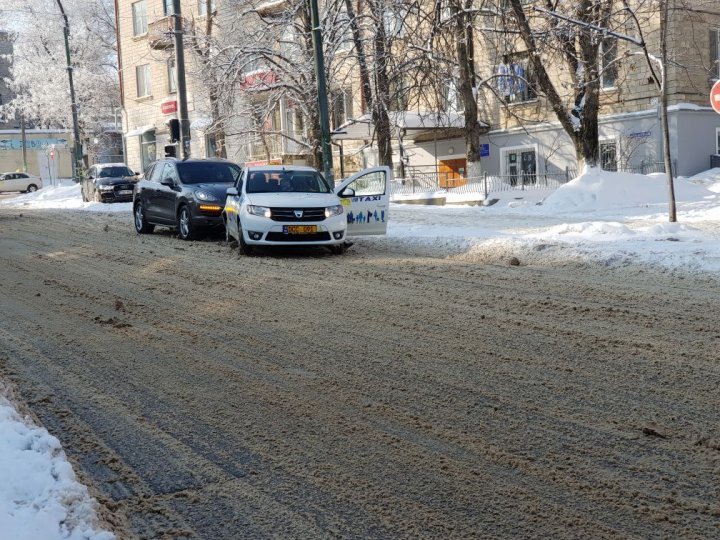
[133,158,242,240]
[82,163,138,203]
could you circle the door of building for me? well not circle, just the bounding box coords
[438,158,467,188]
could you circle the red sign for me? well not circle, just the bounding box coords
[161,100,178,115]
[711,81,720,114]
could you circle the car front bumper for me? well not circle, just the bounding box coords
[241,213,347,245]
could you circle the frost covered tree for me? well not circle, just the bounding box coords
[0,0,119,133]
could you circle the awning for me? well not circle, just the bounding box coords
[190,117,213,131]
[331,112,488,142]
[124,125,154,137]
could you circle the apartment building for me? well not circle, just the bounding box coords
[116,0,219,173]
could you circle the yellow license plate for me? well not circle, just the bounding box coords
[284,225,317,234]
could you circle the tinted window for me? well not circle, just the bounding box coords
[246,169,330,194]
[98,166,134,178]
[176,162,241,184]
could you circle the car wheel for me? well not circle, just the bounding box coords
[177,206,196,241]
[26,184,38,193]
[134,201,155,234]
[237,219,253,255]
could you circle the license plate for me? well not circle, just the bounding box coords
[284,225,317,234]
[118,189,133,195]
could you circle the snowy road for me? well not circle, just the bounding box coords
[0,207,719,538]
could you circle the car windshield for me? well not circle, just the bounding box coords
[98,166,134,178]
[246,170,330,194]
[177,162,242,184]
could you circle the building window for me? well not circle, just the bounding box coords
[600,140,618,171]
[141,130,156,171]
[496,53,537,104]
[442,77,463,113]
[163,0,174,16]
[206,134,217,157]
[198,0,216,17]
[167,57,177,93]
[711,29,720,80]
[502,146,537,186]
[331,87,353,129]
[136,64,151,97]
[132,0,147,36]
[600,37,618,89]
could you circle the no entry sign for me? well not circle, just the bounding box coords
[712,80,720,114]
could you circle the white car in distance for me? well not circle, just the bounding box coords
[0,172,42,193]
[223,165,390,254]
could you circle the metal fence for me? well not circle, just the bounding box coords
[393,160,678,201]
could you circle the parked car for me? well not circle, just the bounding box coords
[81,163,138,203]
[133,158,243,240]
[0,172,42,193]
[223,165,390,254]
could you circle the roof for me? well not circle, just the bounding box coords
[245,165,320,173]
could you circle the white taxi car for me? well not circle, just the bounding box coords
[223,165,390,254]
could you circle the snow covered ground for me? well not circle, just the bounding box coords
[0,168,719,537]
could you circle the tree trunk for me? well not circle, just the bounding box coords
[369,0,393,168]
[209,88,226,158]
[660,0,677,222]
[344,0,372,113]
[452,0,482,180]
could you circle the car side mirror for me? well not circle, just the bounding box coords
[338,186,355,198]
[161,177,175,187]
[226,187,238,196]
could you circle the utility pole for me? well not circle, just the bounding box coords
[172,0,191,159]
[309,0,334,184]
[55,0,83,181]
[20,115,28,172]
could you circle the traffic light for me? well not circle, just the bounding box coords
[169,118,180,142]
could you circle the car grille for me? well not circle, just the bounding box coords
[112,184,134,194]
[269,207,326,222]
[265,231,331,242]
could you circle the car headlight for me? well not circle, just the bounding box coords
[247,205,271,218]
[98,185,115,191]
[325,204,344,218]
[195,189,217,201]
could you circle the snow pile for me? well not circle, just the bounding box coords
[539,168,713,213]
[0,183,131,212]
[680,168,720,193]
[0,393,114,540]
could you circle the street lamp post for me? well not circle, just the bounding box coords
[309,0,334,185]
[172,0,191,159]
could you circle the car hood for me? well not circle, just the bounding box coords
[191,183,234,201]
[244,192,340,207]
[95,176,136,186]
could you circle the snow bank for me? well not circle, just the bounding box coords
[0,391,114,540]
[0,183,131,213]
[539,168,713,213]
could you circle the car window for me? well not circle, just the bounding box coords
[164,163,179,184]
[176,162,241,185]
[346,170,386,196]
[17,173,28,179]
[149,163,166,183]
[246,170,330,194]
[98,166,133,178]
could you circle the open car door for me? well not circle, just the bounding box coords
[335,166,391,236]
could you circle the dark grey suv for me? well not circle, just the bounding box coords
[133,158,242,240]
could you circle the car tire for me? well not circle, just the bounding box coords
[177,206,196,241]
[134,201,155,234]
[26,184,38,193]
[237,219,253,255]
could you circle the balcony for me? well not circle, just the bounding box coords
[147,17,173,50]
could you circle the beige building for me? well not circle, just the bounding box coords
[116,0,219,174]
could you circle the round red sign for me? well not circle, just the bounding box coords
[711,80,720,114]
